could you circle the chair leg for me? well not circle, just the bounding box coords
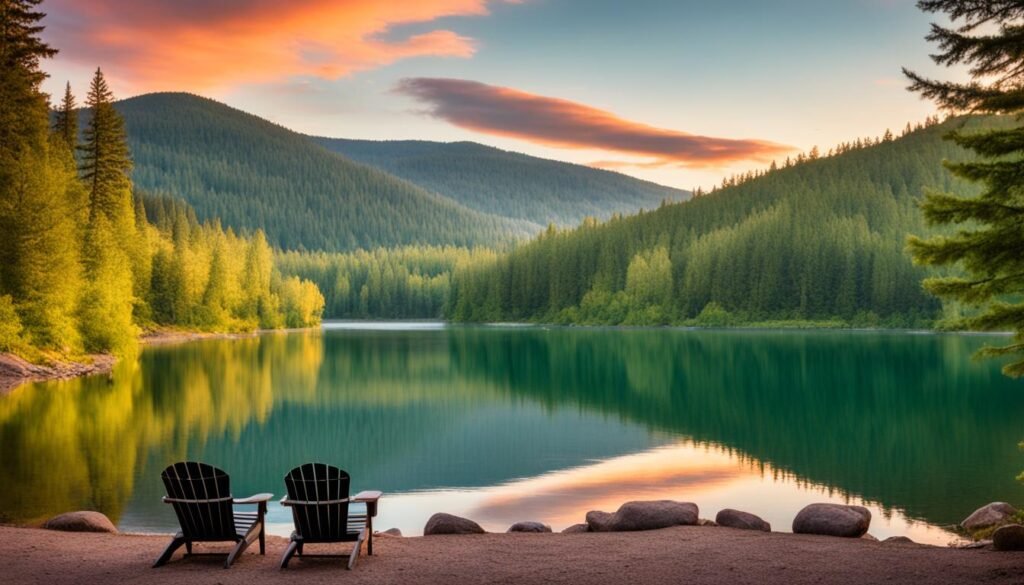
[153,535,186,568]
[185,541,192,555]
[280,541,299,570]
[347,530,366,570]
[367,516,374,556]
[225,537,252,569]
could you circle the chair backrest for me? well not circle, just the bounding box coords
[284,462,351,542]
[161,461,236,540]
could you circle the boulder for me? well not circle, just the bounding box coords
[377,528,403,537]
[792,503,871,538]
[423,513,485,535]
[883,536,915,545]
[715,509,770,532]
[508,521,552,533]
[586,501,699,532]
[961,502,1018,533]
[698,518,719,527]
[993,524,1024,551]
[862,533,878,541]
[43,511,116,533]
[561,523,589,534]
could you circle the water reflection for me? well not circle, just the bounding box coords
[0,325,1021,543]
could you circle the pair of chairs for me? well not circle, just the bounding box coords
[153,461,382,570]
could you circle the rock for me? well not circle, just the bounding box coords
[585,510,615,532]
[792,503,871,538]
[377,528,402,537]
[862,533,878,541]
[561,523,589,534]
[586,501,699,532]
[43,511,117,533]
[956,539,993,549]
[698,518,719,527]
[508,521,552,533]
[883,536,915,545]
[423,513,485,535]
[715,509,770,532]
[993,524,1024,551]
[962,502,1018,533]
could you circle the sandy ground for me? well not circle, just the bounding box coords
[2,526,1021,585]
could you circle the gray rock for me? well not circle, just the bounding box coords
[715,509,770,532]
[586,500,699,532]
[561,523,589,534]
[993,524,1024,551]
[43,511,117,533]
[962,502,1018,533]
[508,521,552,533]
[883,536,915,545]
[698,518,719,527]
[377,528,403,537]
[792,503,871,538]
[585,510,615,532]
[862,533,878,541]
[423,513,485,535]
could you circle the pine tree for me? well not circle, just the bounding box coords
[904,0,1024,376]
[52,81,77,152]
[80,68,133,227]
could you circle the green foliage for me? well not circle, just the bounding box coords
[101,93,533,251]
[277,246,496,319]
[314,137,688,228]
[52,82,76,152]
[0,294,24,352]
[448,117,987,326]
[78,214,137,355]
[692,302,735,327]
[278,276,326,328]
[905,0,1024,377]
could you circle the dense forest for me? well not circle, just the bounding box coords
[313,137,689,228]
[277,246,495,319]
[104,93,534,251]
[0,9,323,361]
[446,116,1001,327]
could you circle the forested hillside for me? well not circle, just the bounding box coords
[312,137,689,227]
[96,93,534,251]
[447,116,1001,327]
[1,23,324,363]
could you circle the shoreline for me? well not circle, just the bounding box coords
[0,327,315,394]
[2,524,1020,585]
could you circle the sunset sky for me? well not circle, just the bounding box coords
[40,0,962,189]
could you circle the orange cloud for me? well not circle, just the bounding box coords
[396,78,794,167]
[46,1,515,90]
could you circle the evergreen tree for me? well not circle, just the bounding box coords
[904,0,1024,376]
[52,81,77,152]
[80,68,133,227]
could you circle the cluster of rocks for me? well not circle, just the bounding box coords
[959,502,1024,551]
[422,500,894,542]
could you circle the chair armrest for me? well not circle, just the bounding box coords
[353,491,382,517]
[234,492,274,505]
[352,490,382,503]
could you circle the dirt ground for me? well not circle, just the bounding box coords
[2,525,1022,585]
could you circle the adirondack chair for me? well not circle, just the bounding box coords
[153,461,273,569]
[279,462,382,570]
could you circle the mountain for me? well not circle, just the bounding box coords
[100,93,535,251]
[447,116,1003,326]
[310,137,689,227]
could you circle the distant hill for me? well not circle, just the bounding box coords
[448,116,1007,326]
[311,137,689,226]
[97,93,535,251]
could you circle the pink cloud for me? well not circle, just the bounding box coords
[396,78,794,167]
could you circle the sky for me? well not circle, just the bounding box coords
[39,0,963,190]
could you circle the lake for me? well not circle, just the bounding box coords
[2,323,1022,544]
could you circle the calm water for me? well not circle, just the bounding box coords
[2,324,1022,544]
